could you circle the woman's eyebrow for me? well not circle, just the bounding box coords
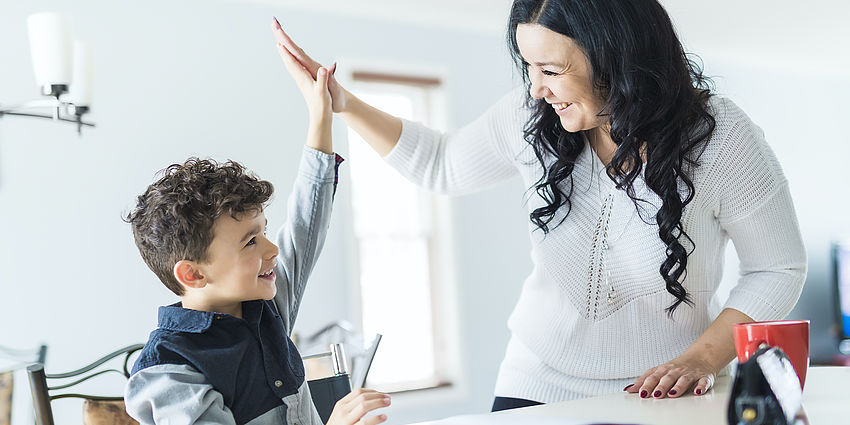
[530,60,564,67]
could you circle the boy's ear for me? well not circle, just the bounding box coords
[173,260,207,289]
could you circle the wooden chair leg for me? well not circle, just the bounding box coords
[0,371,12,425]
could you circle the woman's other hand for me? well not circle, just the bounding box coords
[625,308,748,399]
[326,388,390,425]
[272,17,348,113]
[624,356,717,399]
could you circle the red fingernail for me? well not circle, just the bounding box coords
[640,390,648,398]
[653,391,662,398]
[623,384,634,391]
[668,389,677,396]
[696,389,702,395]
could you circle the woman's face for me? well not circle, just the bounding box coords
[515,24,606,133]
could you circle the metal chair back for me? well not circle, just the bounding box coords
[26,344,142,425]
[0,344,48,425]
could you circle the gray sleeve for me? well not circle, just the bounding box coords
[272,146,339,333]
[124,364,237,425]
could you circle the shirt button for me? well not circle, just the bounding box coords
[274,380,283,387]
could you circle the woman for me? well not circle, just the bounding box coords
[271,0,806,411]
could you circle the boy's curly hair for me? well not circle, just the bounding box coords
[125,158,274,296]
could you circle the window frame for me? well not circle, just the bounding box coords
[338,66,460,393]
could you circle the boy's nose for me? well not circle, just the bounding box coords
[264,238,280,259]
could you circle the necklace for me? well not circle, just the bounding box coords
[586,191,616,320]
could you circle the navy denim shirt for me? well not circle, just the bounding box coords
[132,300,304,424]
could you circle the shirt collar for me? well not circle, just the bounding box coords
[157,300,266,333]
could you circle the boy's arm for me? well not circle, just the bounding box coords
[125,364,237,425]
[272,147,340,333]
[272,26,338,333]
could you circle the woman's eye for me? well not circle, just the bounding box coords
[542,70,559,76]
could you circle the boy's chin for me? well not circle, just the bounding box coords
[262,287,278,300]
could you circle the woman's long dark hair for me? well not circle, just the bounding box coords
[507,0,716,316]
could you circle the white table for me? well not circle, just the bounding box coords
[411,366,850,425]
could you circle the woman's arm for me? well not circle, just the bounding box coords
[337,87,402,157]
[627,102,807,399]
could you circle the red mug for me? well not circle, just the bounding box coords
[732,320,810,388]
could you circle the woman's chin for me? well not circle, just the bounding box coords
[557,117,582,133]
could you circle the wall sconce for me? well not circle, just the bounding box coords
[0,12,95,135]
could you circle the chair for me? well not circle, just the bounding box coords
[297,321,382,388]
[27,344,143,425]
[0,344,48,425]
[298,322,382,425]
[302,343,352,424]
[350,334,381,389]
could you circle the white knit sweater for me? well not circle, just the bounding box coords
[383,88,807,402]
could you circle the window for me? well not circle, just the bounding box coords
[345,72,453,391]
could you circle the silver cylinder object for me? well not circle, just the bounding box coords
[330,343,348,375]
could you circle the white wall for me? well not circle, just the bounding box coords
[1,1,848,425]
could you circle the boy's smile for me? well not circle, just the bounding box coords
[180,209,280,318]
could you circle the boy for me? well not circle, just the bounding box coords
[123,19,389,425]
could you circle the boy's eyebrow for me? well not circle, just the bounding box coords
[239,218,269,244]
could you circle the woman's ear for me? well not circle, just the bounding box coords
[173,260,207,289]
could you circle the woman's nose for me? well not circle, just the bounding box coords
[528,74,550,100]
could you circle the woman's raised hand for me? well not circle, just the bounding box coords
[272,18,347,113]
[326,388,390,425]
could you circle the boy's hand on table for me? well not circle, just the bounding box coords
[327,388,390,425]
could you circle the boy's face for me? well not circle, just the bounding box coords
[198,209,279,311]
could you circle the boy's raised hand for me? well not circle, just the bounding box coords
[326,388,390,425]
[275,38,333,122]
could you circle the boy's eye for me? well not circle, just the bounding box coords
[246,237,256,247]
